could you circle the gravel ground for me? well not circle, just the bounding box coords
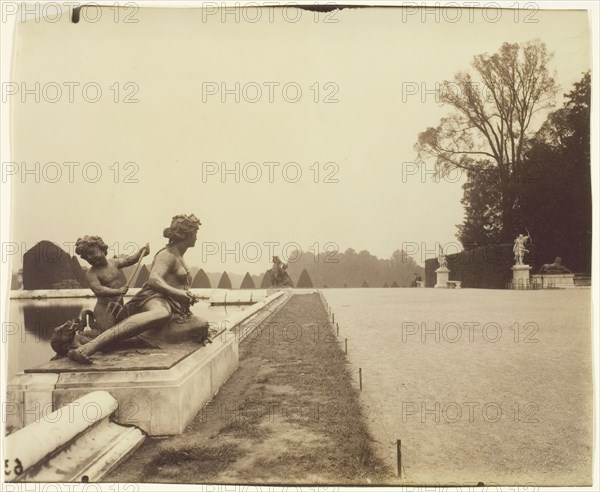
[322,287,593,486]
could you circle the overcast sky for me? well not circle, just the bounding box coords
[7,6,591,275]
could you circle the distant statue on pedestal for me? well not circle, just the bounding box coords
[539,257,572,274]
[438,245,448,269]
[269,256,293,288]
[532,256,575,288]
[434,244,450,288]
[513,231,531,265]
[510,229,534,289]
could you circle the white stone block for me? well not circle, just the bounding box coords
[435,267,450,288]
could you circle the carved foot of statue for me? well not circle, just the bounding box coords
[67,349,93,365]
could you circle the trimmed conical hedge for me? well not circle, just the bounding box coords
[218,271,232,289]
[71,256,89,288]
[240,272,256,289]
[134,264,150,287]
[259,270,270,288]
[192,269,211,288]
[296,269,313,288]
[23,241,82,289]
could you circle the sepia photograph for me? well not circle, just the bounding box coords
[0,1,597,490]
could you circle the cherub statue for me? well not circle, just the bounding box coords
[75,235,150,331]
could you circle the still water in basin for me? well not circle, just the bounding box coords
[6,297,246,380]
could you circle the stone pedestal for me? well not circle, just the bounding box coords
[6,290,289,437]
[435,267,450,288]
[8,336,238,436]
[511,264,532,289]
[531,273,576,289]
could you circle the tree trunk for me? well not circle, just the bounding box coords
[500,188,515,243]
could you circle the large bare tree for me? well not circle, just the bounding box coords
[415,41,557,241]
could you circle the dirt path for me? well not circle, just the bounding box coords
[105,293,391,485]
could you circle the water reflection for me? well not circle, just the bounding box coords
[23,303,88,341]
[7,299,92,380]
[7,298,247,380]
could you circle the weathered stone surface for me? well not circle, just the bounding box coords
[511,264,532,288]
[8,338,238,436]
[52,336,238,435]
[435,267,450,288]
[5,391,144,483]
[6,391,117,478]
[532,273,576,288]
[25,337,201,373]
[6,373,59,434]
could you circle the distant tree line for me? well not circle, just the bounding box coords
[283,248,423,288]
[16,244,424,290]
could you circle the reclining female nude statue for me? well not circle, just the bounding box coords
[67,214,208,365]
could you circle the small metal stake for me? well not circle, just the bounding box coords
[332,312,335,323]
[397,439,402,477]
[359,368,362,390]
[344,338,348,354]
